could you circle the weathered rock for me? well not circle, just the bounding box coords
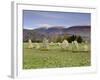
[61,40,69,50]
[28,39,33,49]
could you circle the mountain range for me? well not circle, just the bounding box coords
[23,25,91,42]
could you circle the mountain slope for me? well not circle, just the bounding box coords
[23,25,91,42]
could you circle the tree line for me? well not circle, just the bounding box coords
[24,35,83,43]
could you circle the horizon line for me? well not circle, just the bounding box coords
[23,24,91,30]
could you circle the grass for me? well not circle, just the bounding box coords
[23,43,91,69]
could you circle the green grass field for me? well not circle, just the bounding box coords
[23,43,91,69]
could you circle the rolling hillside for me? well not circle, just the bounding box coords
[23,25,91,42]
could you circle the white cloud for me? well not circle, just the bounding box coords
[24,27,34,30]
[38,24,53,29]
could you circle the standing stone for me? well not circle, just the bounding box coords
[50,42,54,46]
[83,44,88,51]
[42,38,49,49]
[73,40,79,50]
[34,43,40,49]
[74,41,79,49]
[57,42,61,46]
[28,39,33,49]
[61,40,69,50]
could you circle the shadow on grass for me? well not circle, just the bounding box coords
[72,51,90,53]
[60,49,90,53]
[24,47,90,53]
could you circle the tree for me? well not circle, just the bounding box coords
[67,35,83,43]
[67,37,72,43]
[71,35,77,41]
[67,35,77,43]
[77,36,83,43]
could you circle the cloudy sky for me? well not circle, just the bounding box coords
[23,10,91,29]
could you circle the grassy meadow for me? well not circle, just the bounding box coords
[23,43,91,69]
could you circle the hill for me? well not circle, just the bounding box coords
[23,25,91,42]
